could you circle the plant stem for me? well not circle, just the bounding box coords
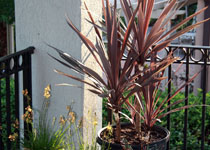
[135,99,141,135]
[113,111,121,143]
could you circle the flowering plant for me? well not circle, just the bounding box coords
[9,85,104,150]
[21,85,72,150]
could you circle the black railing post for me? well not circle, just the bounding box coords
[167,47,172,150]
[0,79,3,149]
[23,50,33,136]
[202,1,209,147]
[184,48,189,150]
[5,59,11,150]
[14,55,20,149]
[201,49,207,150]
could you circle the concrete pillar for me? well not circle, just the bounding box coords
[194,0,205,94]
[204,0,210,92]
[15,0,102,144]
[194,0,210,93]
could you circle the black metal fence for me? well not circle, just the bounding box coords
[0,47,34,150]
[106,45,210,150]
[166,45,210,150]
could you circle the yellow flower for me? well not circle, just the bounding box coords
[107,122,112,131]
[8,135,15,141]
[22,106,33,123]
[93,121,98,126]
[22,89,28,96]
[44,84,51,99]
[44,92,50,99]
[12,119,19,129]
[66,105,71,111]
[45,84,51,91]
[25,105,32,113]
[69,112,76,123]
[59,115,66,125]
[8,133,18,141]
[44,92,50,98]
[92,113,98,126]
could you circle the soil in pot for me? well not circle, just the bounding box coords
[97,123,170,150]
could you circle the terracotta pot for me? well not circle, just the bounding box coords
[97,123,170,150]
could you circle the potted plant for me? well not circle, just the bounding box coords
[49,0,209,149]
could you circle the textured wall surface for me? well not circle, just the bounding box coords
[15,0,102,142]
[194,0,205,94]
[80,0,102,143]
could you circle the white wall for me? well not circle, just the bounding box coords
[15,0,102,144]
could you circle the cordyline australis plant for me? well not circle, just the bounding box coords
[49,0,142,143]
[49,0,209,144]
[120,0,209,140]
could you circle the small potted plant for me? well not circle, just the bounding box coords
[50,0,209,149]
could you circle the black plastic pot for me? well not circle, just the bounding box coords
[97,123,170,150]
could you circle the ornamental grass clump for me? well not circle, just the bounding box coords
[21,85,72,150]
[20,86,101,150]
[50,0,210,146]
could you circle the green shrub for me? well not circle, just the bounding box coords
[159,88,210,150]
[0,78,16,150]
[0,0,15,24]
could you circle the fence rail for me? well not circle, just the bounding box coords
[0,47,34,150]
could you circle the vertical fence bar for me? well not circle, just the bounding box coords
[167,65,172,150]
[0,79,3,149]
[202,1,210,148]
[5,59,11,150]
[167,47,172,150]
[23,53,28,136]
[201,49,207,150]
[23,52,33,135]
[184,48,189,150]
[14,56,20,149]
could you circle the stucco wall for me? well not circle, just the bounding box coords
[80,0,102,143]
[15,0,102,143]
[194,0,205,94]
